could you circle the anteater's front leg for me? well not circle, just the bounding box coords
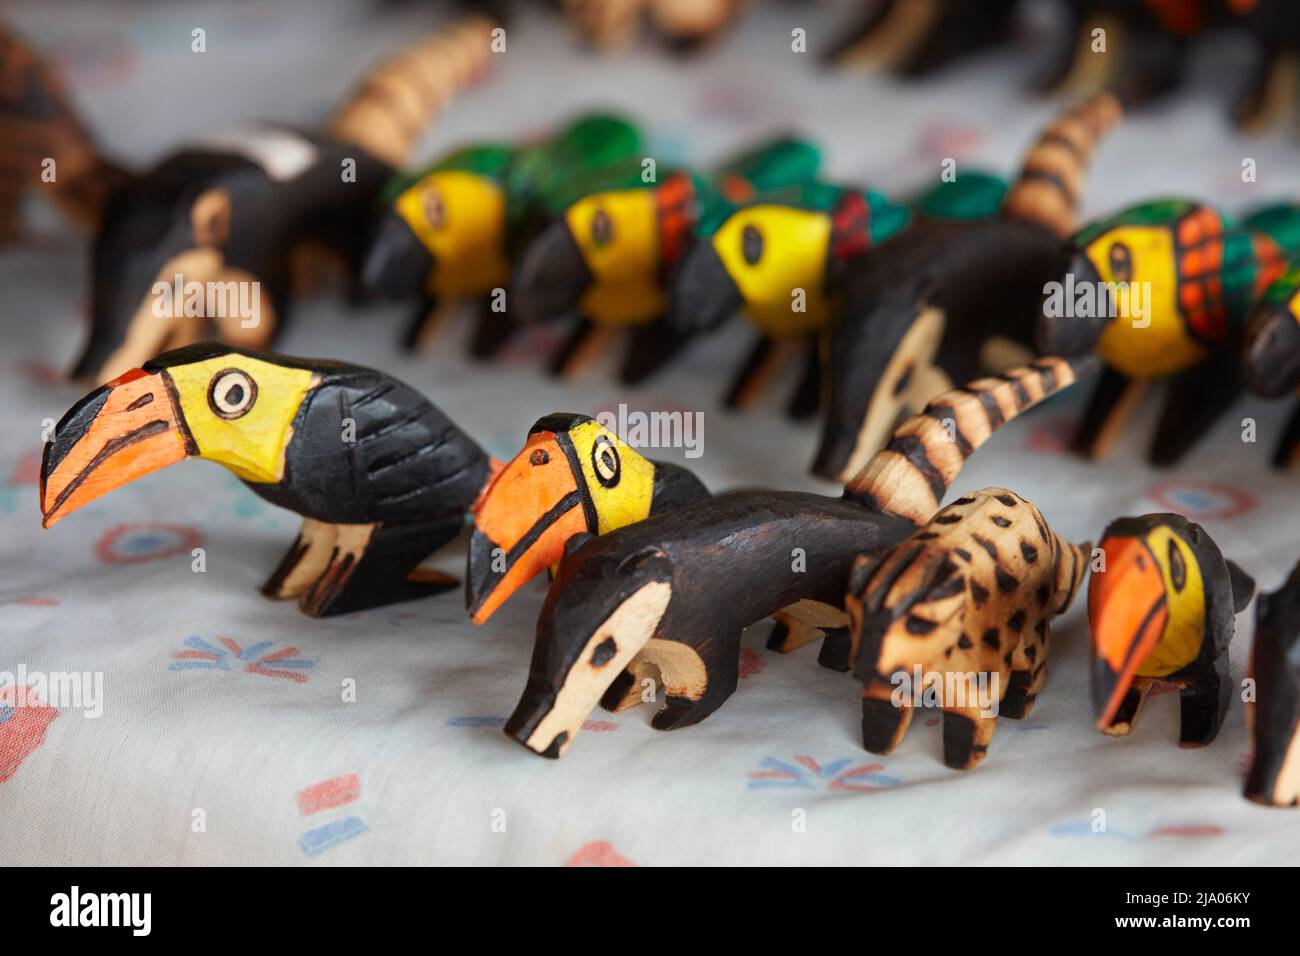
[647,630,742,731]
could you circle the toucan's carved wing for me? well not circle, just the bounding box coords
[282,370,490,526]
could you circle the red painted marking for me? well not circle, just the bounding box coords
[794,755,821,774]
[260,646,302,663]
[581,720,617,732]
[0,685,59,784]
[738,647,764,679]
[105,367,149,387]
[246,665,310,684]
[95,523,203,565]
[7,597,59,607]
[173,650,219,661]
[565,840,638,867]
[1149,825,1223,839]
[837,763,886,779]
[9,449,42,485]
[297,773,361,816]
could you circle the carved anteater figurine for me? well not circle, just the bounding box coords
[813,93,1121,482]
[1246,560,1300,807]
[1088,514,1254,746]
[504,354,1094,758]
[0,16,494,383]
[846,488,1085,770]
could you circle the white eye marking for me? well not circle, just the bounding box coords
[207,368,258,419]
[592,434,620,487]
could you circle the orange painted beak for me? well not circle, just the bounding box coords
[465,431,590,624]
[40,367,195,528]
[1088,535,1168,728]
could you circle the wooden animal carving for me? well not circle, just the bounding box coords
[466,412,707,623]
[1245,561,1300,806]
[1242,264,1300,468]
[512,136,821,384]
[1,16,494,384]
[1088,514,1254,746]
[847,489,1085,770]
[39,343,491,617]
[1039,200,1299,464]
[362,113,644,354]
[562,0,749,52]
[504,355,1092,758]
[812,93,1121,481]
[822,0,1020,78]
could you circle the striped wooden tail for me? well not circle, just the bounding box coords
[1001,92,1122,239]
[0,24,125,233]
[329,15,496,168]
[845,355,1099,524]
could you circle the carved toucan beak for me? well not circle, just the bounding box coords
[1089,534,1168,728]
[40,367,196,528]
[1036,250,1112,356]
[513,220,592,323]
[667,240,742,335]
[1243,297,1300,399]
[362,210,434,300]
[465,431,588,624]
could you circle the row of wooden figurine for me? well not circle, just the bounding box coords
[35,342,1297,806]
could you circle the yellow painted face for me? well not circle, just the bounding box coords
[1087,224,1206,378]
[710,205,833,336]
[166,354,316,484]
[1137,525,1205,677]
[565,188,664,326]
[394,170,510,298]
[566,418,655,535]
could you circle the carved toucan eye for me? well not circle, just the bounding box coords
[742,224,763,265]
[591,434,620,487]
[207,369,257,420]
[1109,242,1132,284]
[591,208,613,248]
[424,187,447,229]
[529,448,550,466]
[1167,538,1186,592]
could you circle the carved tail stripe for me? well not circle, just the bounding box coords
[845,356,1088,524]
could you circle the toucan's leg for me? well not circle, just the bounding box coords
[786,335,823,420]
[399,296,449,352]
[1272,402,1300,470]
[618,319,693,385]
[649,629,741,731]
[1098,682,1153,737]
[467,297,515,360]
[549,318,616,378]
[1071,366,1147,460]
[294,514,464,618]
[1149,356,1242,466]
[942,706,997,770]
[1178,657,1231,748]
[725,336,802,411]
[262,518,340,601]
[861,684,911,754]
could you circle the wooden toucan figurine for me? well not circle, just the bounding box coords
[1242,263,1300,468]
[812,93,1121,482]
[1245,560,1300,807]
[503,354,1093,758]
[465,412,708,624]
[667,176,921,417]
[0,16,495,385]
[511,136,821,384]
[848,488,1086,770]
[1088,514,1254,747]
[361,113,644,355]
[39,343,492,618]
[822,0,1020,78]
[1039,199,1300,465]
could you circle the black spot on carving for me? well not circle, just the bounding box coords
[970,580,990,606]
[991,515,1011,528]
[995,567,1020,594]
[954,495,975,505]
[1025,644,1038,664]
[906,615,937,635]
[590,637,618,666]
[995,494,1018,507]
[1008,610,1025,632]
[1021,541,1039,564]
[944,645,954,659]
[934,513,962,525]
[1035,618,1048,638]
[1003,651,1014,667]
[953,548,972,562]
[916,531,939,540]
[1036,583,1050,606]
[972,535,999,559]
[957,634,973,649]
[981,628,1000,649]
